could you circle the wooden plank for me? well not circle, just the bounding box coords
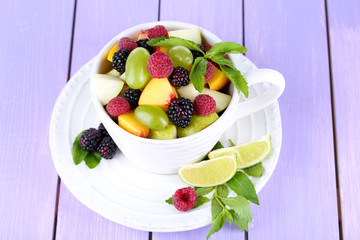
[244,0,339,239]
[0,0,74,239]
[153,0,245,239]
[327,0,360,238]
[55,0,158,239]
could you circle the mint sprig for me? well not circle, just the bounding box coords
[147,37,249,97]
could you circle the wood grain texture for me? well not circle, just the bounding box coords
[0,0,74,239]
[55,0,158,239]
[244,0,339,239]
[153,0,245,239]
[327,0,360,238]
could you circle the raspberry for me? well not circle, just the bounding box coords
[147,51,173,78]
[169,67,190,87]
[112,49,130,73]
[79,128,102,151]
[194,94,216,116]
[191,44,206,61]
[98,123,109,136]
[136,39,154,54]
[123,88,142,109]
[117,37,137,51]
[168,98,193,128]
[106,97,130,117]
[204,62,214,83]
[148,25,168,39]
[97,136,117,159]
[172,187,197,211]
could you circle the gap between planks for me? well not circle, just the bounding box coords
[324,0,343,239]
[52,0,78,239]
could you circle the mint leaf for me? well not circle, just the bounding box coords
[220,196,252,222]
[206,211,227,240]
[228,139,236,147]
[72,131,88,165]
[227,172,259,205]
[220,65,248,98]
[211,198,223,220]
[165,196,173,205]
[216,184,229,198]
[205,42,247,59]
[147,36,203,53]
[190,57,208,92]
[230,209,249,231]
[193,196,210,209]
[84,151,101,169]
[243,162,264,178]
[212,141,224,151]
[196,187,214,197]
[210,57,235,69]
[225,210,234,224]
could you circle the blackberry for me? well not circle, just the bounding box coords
[98,123,109,136]
[168,98,194,128]
[79,128,102,151]
[169,67,190,87]
[112,49,130,73]
[136,39,154,54]
[123,88,142,109]
[97,136,117,159]
[191,44,206,61]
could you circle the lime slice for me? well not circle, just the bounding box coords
[178,155,237,187]
[208,134,271,169]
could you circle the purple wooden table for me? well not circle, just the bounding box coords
[1,0,359,239]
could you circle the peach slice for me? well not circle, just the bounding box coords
[138,78,178,111]
[137,30,149,40]
[118,111,149,137]
[208,66,229,91]
[107,44,118,62]
[155,46,170,53]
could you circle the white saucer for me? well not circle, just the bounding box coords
[49,58,282,232]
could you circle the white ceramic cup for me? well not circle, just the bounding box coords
[91,21,285,174]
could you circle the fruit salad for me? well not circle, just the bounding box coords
[92,24,247,139]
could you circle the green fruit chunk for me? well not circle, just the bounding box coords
[134,105,169,130]
[177,113,219,138]
[168,46,193,69]
[149,124,177,140]
[125,47,151,89]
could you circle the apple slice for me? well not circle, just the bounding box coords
[177,84,231,113]
[168,28,202,45]
[91,74,124,105]
[138,78,178,111]
[149,124,177,140]
[177,113,219,138]
[106,69,120,77]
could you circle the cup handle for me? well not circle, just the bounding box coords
[232,68,285,120]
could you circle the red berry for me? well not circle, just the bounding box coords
[204,62,215,83]
[194,94,216,116]
[117,37,138,51]
[147,51,173,78]
[172,187,197,211]
[148,25,168,39]
[106,97,130,117]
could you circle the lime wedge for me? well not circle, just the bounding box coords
[178,155,237,187]
[208,134,271,169]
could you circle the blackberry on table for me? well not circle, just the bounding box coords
[191,44,206,61]
[169,67,190,87]
[79,128,102,151]
[168,98,194,128]
[123,88,142,109]
[98,123,109,136]
[136,39,154,54]
[97,136,117,159]
[112,49,130,73]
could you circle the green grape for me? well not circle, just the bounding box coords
[168,46,193,69]
[134,105,169,130]
[125,47,151,89]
